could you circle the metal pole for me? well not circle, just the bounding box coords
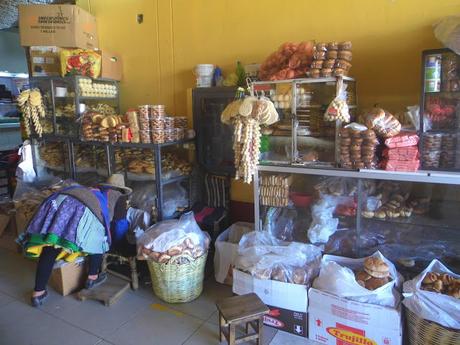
[154,145,163,220]
[254,166,260,231]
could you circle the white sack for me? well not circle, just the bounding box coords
[313,251,402,307]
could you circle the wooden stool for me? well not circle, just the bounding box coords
[216,293,269,345]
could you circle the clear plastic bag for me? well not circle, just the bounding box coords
[263,207,296,241]
[403,259,460,329]
[137,211,210,262]
[130,183,156,213]
[307,196,340,244]
[162,183,188,218]
[126,207,151,245]
[235,231,322,285]
[324,79,350,122]
[313,251,402,307]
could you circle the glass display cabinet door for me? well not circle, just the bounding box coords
[421,49,460,171]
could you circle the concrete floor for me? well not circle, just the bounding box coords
[0,245,318,345]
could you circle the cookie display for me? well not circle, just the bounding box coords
[422,133,442,168]
[259,174,292,207]
[309,41,353,78]
[339,127,377,169]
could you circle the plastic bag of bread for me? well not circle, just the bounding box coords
[324,78,350,123]
[137,212,210,263]
[60,49,102,78]
[312,251,402,307]
[365,108,401,138]
[403,259,460,329]
[235,231,322,286]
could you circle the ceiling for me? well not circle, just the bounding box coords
[0,0,76,30]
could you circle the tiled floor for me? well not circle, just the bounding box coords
[0,246,319,345]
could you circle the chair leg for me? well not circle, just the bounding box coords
[128,257,138,290]
[245,321,250,334]
[257,316,263,345]
[219,313,224,342]
[229,323,236,345]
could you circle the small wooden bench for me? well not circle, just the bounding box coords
[216,293,269,345]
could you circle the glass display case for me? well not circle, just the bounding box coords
[420,48,460,170]
[254,165,460,279]
[31,138,72,180]
[29,76,120,137]
[192,86,237,175]
[251,77,356,166]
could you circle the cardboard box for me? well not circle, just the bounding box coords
[308,288,402,345]
[233,269,309,337]
[19,4,98,49]
[50,260,87,296]
[26,46,61,77]
[214,223,253,285]
[101,50,122,81]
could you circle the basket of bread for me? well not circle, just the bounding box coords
[137,212,210,303]
[403,259,460,344]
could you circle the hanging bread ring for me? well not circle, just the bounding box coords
[238,96,257,117]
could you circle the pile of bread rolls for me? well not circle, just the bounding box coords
[253,262,319,286]
[354,257,392,290]
[138,235,210,265]
[420,272,460,298]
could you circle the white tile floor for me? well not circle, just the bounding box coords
[0,246,319,345]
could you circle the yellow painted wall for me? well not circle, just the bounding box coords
[79,0,460,202]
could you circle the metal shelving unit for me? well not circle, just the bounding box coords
[31,136,194,221]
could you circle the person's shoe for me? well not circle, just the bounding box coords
[85,272,107,289]
[31,290,48,307]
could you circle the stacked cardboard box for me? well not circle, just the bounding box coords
[19,4,122,80]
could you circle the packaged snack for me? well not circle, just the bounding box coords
[324,78,350,122]
[338,41,352,50]
[365,108,401,138]
[338,50,353,61]
[60,49,102,78]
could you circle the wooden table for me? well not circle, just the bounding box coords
[216,293,269,345]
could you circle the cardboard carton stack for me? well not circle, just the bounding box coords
[19,4,122,80]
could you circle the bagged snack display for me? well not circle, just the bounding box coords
[258,41,314,81]
[235,231,322,286]
[137,212,210,264]
[403,259,460,329]
[324,78,350,122]
[313,252,402,307]
[60,49,102,78]
[365,108,401,138]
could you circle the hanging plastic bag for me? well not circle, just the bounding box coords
[403,259,460,329]
[324,77,350,122]
[307,196,339,244]
[313,251,402,307]
[16,141,36,183]
[434,16,460,55]
[126,207,151,244]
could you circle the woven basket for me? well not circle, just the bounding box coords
[406,308,460,345]
[147,253,207,303]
